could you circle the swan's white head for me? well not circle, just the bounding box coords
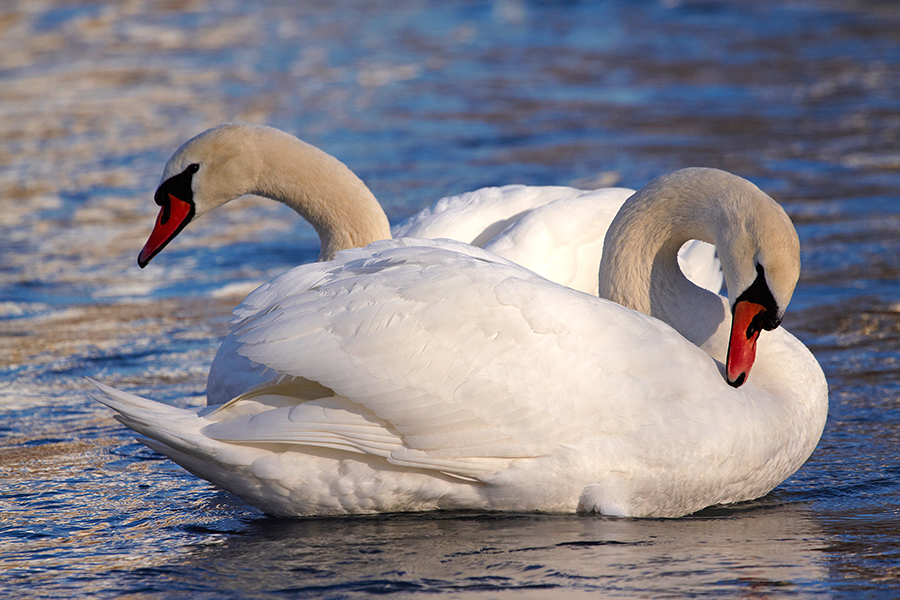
[139,124,283,267]
[713,179,801,386]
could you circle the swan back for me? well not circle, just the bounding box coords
[392,185,609,246]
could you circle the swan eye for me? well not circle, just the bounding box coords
[155,164,199,208]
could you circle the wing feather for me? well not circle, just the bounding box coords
[223,238,717,477]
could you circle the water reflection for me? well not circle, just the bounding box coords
[156,503,828,597]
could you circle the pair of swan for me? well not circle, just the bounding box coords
[92,125,827,518]
[139,124,723,404]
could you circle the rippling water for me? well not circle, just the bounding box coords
[2,0,899,597]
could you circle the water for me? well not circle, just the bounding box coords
[1,0,899,597]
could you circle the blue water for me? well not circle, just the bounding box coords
[2,0,899,597]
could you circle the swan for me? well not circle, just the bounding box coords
[141,123,722,404]
[92,167,828,518]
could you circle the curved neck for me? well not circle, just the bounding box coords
[597,169,749,353]
[244,130,391,261]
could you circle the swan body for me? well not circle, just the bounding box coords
[139,124,722,403]
[208,184,722,405]
[94,168,827,518]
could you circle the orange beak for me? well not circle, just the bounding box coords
[725,300,767,387]
[138,193,194,268]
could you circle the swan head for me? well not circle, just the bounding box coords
[713,175,801,387]
[139,124,273,267]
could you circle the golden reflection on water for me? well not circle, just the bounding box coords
[2,439,229,577]
[1,1,247,210]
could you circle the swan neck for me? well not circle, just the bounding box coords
[597,169,747,347]
[248,133,391,261]
[600,175,713,308]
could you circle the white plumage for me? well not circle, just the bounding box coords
[393,183,724,296]
[209,184,722,405]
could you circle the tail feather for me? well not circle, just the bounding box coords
[87,377,223,464]
[89,378,278,511]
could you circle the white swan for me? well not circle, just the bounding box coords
[140,124,722,403]
[92,167,827,518]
